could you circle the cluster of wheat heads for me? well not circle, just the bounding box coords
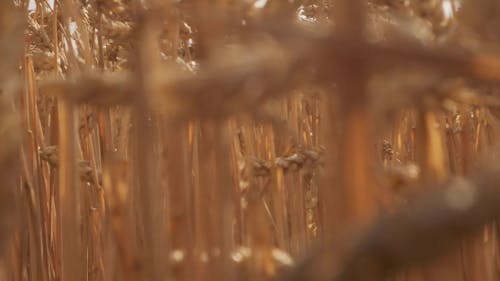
[3,0,500,281]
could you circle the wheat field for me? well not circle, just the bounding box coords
[2,0,500,281]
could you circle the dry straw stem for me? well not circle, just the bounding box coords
[39,72,134,106]
[57,97,82,281]
[324,0,376,239]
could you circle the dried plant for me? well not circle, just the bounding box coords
[3,0,500,281]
